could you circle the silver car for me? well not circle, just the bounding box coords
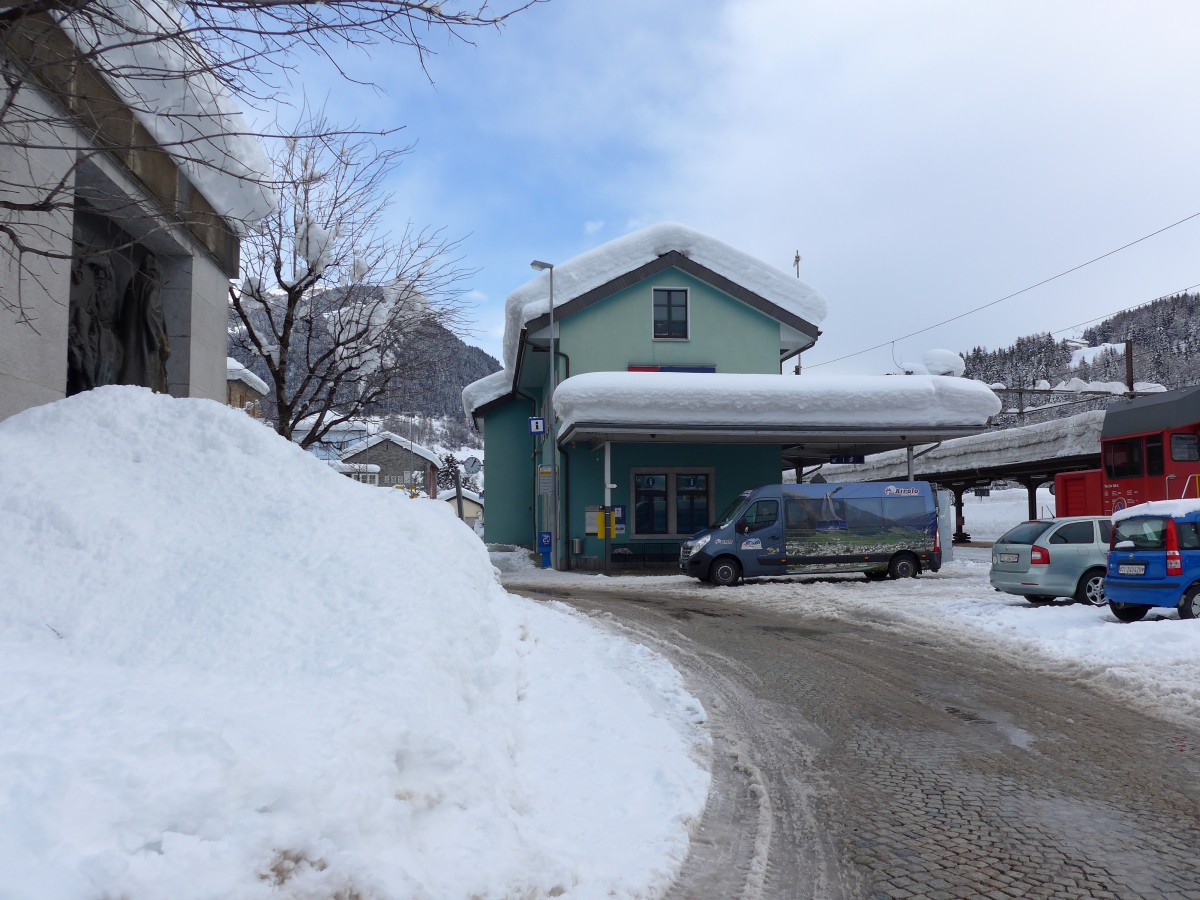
[989,516,1112,606]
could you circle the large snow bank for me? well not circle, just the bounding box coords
[501,222,827,372]
[0,388,708,899]
[553,372,1000,430]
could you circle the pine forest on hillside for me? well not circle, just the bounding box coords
[960,291,1200,427]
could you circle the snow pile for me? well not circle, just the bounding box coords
[553,372,1000,431]
[898,349,966,376]
[1069,342,1125,368]
[60,0,275,228]
[1051,377,1166,394]
[0,388,708,899]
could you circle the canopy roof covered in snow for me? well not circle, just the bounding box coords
[554,372,1001,465]
[821,409,1104,485]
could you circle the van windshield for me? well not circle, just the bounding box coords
[715,492,752,528]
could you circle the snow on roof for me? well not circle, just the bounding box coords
[822,409,1104,481]
[462,369,512,419]
[329,461,380,474]
[553,372,1000,431]
[437,488,483,504]
[341,431,441,467]
[501,223,827,372]
[225,358,268,396]
[61,0,275,229]
[464,224,831,419]
[1112,498,1200,522]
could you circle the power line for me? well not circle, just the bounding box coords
[805,210,1200,369]
[1046,281,1200,338]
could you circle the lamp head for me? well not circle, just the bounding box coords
[530,260,553,272]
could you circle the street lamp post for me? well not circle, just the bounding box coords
[530,259,558,569]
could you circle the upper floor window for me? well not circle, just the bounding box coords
[653,288,688,339]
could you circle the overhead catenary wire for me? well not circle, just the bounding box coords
[805,210,1200,369]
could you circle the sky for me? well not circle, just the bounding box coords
[273,0,1200,375]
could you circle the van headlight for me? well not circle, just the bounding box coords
[691,535,711,553]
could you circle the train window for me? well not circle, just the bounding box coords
[1146,435,1164,477]
[1104,438,1143,479]
[1171,433,1200,462]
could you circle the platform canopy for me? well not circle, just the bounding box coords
[553,372,1001,466]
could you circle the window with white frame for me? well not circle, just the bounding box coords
[631,469,712,536]
[653,288,688,339]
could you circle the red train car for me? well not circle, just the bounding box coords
[1055,386,1200,516]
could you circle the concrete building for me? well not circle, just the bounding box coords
[1,11,272,422]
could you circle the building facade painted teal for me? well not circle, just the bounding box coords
[470,227,825,569]
[557,268,782,376]
[478,397,538,546]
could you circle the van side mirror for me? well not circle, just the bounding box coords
[735,520,748,534]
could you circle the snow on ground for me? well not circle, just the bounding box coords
[0,388,709,900]
[959,486,1056,541]
[497,527,1200,731]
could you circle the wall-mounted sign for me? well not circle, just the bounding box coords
[538,465,553,494]
[528,417,546,435]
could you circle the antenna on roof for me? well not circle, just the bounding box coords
[793,251,802,277]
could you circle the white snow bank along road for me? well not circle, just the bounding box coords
[0,387,709,900]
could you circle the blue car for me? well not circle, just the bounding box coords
[1104,501,1200,622]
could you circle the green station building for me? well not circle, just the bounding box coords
[463,223,999,570]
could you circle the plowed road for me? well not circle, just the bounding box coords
[509,581,1200,900]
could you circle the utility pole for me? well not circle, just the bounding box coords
[793,251,802,277]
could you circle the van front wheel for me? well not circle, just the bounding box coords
[709,557,742,587]
[1179,585,1200,619]
[888,553,918,579]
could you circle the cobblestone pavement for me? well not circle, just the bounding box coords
[513,584,1200,900]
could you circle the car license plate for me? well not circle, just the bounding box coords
[1118,564,1145,575]
[999,552,1018,563]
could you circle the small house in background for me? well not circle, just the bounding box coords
[438,488,485,531]
[338,431,440,497]
[225,358,267,417]
[294,415,381,460]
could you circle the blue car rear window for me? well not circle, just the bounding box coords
[1112,518,1167,550]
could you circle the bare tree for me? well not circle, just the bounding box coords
[228,116,469,447]
[1,0,538,324]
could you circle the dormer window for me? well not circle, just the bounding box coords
[653,288,688,339]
